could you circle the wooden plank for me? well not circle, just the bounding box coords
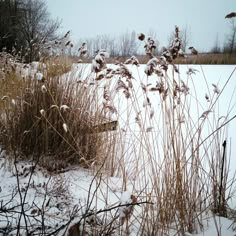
[93,120,118,133]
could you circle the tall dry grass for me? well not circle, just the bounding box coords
[81,27,236,235]
[0,51,117,172]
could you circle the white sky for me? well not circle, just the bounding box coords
[46,0,235,52]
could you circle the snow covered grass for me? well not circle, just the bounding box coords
[1,29,236,235]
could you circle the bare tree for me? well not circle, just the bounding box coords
[76,34,119,58]
[75,31,140,59]
[119,30,138,57]
[180,25,191,52]
[0,0,61,61]
[224,19,236,54]
[103,35,118,57]
[211,33,221,53]
[15,0,60,62]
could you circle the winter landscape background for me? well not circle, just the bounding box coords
[1,0,236,235]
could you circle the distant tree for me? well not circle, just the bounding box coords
[224,19,236,54]
[78,34,119,58]
[181,25,191,52]
[118,30,138,57]
[94,34,118,57]
[76,31,139,58]
[211,33,221,53]
[106,35,118,57]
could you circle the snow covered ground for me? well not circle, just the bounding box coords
[1,154,236,235]
[1,152,236,235]
[1,64,236,235]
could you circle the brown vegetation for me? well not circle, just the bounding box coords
[0,52,115,172]
[75,53,236,65]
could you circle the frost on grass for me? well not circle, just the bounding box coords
[91,49,109,73]
[124,56,140,66]
[119,191,137,225]
[144,36,157,55]
[60,104,70,111]
[145,57,159,76]
[142,25,183,76]
[115,63,133,80]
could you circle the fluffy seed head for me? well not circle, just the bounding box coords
[63,123,68,132]
[41,85,47,93]
[40,109,46,116]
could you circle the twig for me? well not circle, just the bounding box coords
[83,200,153,219]
[218,140,227,216]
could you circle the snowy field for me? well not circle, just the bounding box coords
[1,63,236,235]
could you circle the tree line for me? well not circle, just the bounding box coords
[1,0,235,63]
[0,0,190,61]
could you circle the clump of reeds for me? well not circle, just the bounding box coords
[0,52,114,172]
[97,26,236,235]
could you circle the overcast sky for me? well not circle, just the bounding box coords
[46,0,235,52]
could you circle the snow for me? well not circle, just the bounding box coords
[118,191,134,219]
[1,154,235,235]
[1,63,236,235]
[36,72,43,81]
[195,216,235,236]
